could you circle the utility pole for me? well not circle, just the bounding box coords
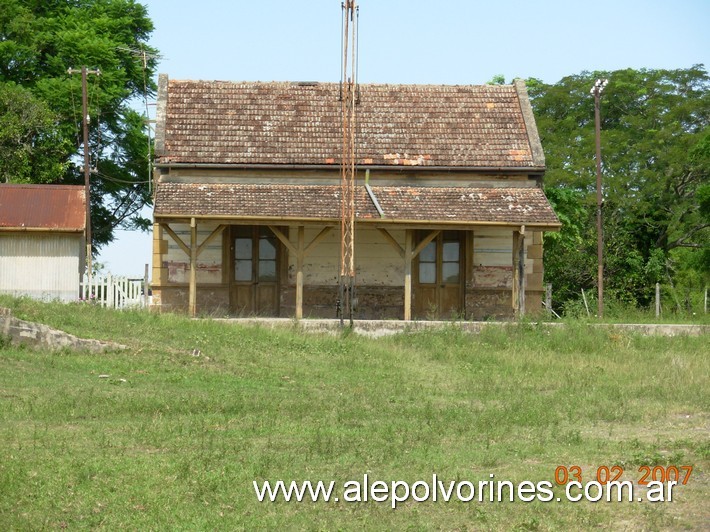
[590,78,608,318]
[339,0,359,327]
[68,66,101,279]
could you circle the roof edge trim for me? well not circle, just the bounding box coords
[154,162,546,174]
[514,79,546,169]
[154,73,169,157]
[155,213,561,229]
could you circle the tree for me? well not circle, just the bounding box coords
[528,67,710,310]
[0,82,70,183]
[0,0,158,248]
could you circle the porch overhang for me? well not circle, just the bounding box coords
[154,182,561,230]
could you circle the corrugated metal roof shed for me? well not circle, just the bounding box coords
[0,184,86,232]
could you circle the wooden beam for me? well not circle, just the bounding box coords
[189,217,197,318]
[296,226,305,320]
[304,226,334,256]
[518,225,526,318]
[412,230,440,259]
[196,224,226,257]
[512,226,526,318]
[376,227,404,259]
[404,229,413,321]
[162,223,190,257]
[267,225,297,255]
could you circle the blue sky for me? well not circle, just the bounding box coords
[98,0,710,275]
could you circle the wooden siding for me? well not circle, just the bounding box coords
[0,233,82,301]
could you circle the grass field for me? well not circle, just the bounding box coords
[0,296,708,530]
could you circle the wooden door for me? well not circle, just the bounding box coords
[414,231,464,319]
[230,226,280,316]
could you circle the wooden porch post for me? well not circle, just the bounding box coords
[189,217,197,317]
[404,229,413,321]
[268,225,333,320]
[512,226,526,319]
[296,226,305,320]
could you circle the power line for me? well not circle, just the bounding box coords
[116,45,163,194]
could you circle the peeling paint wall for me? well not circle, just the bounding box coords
[472,229,514,288]
[287,227,405,287]
[160,222,224,284]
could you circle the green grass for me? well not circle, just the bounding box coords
[0,296,708,529]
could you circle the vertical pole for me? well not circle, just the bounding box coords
[81,66,93,285]
[704,286,707,314]
[296,226,304,320]
[68,66,99,281]
[593,81,607,319]
[546,283,552,318]
[655,282,661,318]
[404,229,413,321]
[189,217,197,317]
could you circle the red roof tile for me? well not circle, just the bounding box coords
[156,79,545,170]
[154,183,560,226]
[0,185,86,231]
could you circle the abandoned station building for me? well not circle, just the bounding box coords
[151,75,560,319]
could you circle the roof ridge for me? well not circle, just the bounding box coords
[167,78,516,90]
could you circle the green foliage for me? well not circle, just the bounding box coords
[529,66,710,311]
[0,81,70,183]
[0,0,158,247]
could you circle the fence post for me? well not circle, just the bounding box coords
[655,282,661,318]
[545,283,552,318]
[107,273,113,308]
[144,263,149,308]
[581,288,590,317]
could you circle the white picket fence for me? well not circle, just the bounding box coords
[79,273,147,309]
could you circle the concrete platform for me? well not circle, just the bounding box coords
[212,318,709,338]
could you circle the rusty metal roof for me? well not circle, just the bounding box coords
[156,78,545,170]
[154,183,560,227]
[0,184,86,232]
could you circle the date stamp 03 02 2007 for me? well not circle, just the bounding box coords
[554,465,694,486]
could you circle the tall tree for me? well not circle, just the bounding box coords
[528,67,710,309]
[0,0,158,247]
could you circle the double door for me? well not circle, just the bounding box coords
[413,231,464,319]
[230,226,280,315]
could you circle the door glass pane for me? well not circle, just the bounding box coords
[419,262,436,284]
[259,237,276,260]
[235,259,252,281]
[235,238,252,260]
[259,260,277,281]
[443,241,460,262]
[419,241,436,263]
[442,262,460,283]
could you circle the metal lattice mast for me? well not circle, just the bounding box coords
[339,0,358,326]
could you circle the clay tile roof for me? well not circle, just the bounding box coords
[0,184,86,231]
[156,79,545,169]
[154,183,560,226]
